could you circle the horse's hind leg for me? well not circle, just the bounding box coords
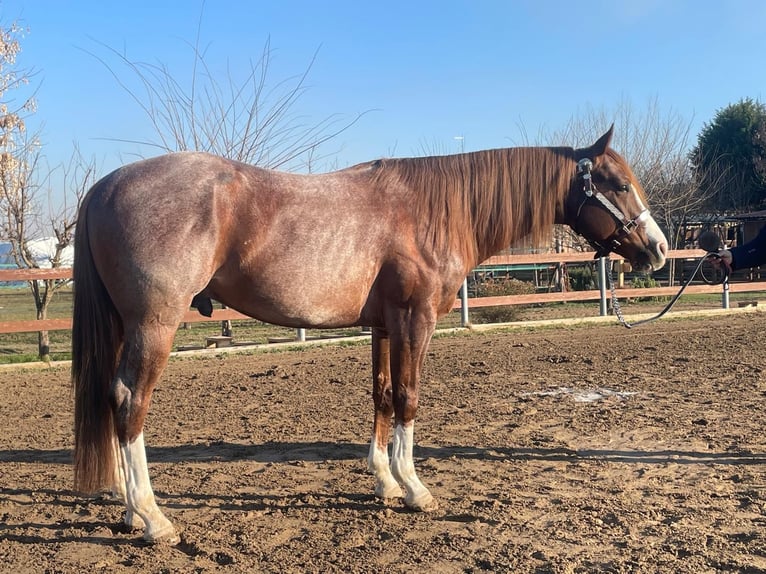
[109,436,145,530]
[367,328,404,500]
[111,322,179,543]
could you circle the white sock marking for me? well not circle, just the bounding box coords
[391,422,434,509]
[368,433,402,499]
[120,432,176,541]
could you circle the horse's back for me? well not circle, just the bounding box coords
[87,152,248,227]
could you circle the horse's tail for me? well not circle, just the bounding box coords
[72,193,122,493]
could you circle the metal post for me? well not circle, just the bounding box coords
[460,278,470,327]
[220,304,232,337]
[722,278,730,310]
[597,256,608,316]
[554,236,563,292]
[296,328,306,342]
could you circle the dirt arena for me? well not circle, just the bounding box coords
[2,310,766,573]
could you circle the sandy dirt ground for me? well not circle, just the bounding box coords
[2,310,766,573]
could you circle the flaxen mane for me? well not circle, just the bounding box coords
[369,147,577,264]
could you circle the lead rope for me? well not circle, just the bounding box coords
[606,253,727,329]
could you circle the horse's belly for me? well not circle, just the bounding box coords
[268,275,371,327]
[214,260,377,329]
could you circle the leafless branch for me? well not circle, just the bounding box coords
[85,28,368,171]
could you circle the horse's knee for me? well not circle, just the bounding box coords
[109,378,143,442]
[394,389,419,423]
[374,376,393,412]
[110,377,131,413]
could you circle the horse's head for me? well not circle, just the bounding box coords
[565,126,667,273]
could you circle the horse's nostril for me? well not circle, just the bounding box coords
[658,242,668,257]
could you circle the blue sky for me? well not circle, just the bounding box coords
[3,0,766,184]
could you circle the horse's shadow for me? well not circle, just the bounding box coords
[2,440,766,467]
[2,441,765,547]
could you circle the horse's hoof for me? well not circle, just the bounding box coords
[375,483,404,501]
[123,512,146,530]
[143,524,180,545]
[404,493,438,512]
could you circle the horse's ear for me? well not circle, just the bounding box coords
[589,124,614,157]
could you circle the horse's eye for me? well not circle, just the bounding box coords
[618,184,629,192]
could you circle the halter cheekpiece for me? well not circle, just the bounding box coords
[574,157,650,257]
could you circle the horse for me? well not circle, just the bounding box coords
[72,126,668,543]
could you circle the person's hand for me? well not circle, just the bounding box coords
[712,249,733,274]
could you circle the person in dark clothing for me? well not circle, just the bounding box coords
[719,224,766,270]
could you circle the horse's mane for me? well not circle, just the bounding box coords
[368,147,577,264]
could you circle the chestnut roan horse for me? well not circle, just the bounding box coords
[72,126,667,543]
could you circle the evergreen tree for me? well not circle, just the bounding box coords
[691,98,766,212]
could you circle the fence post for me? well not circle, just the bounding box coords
[220,305,233,337]
[460,278,470,327]
[597,256,608,316]
[722,278,730,310]
[296,328,306,342]
[617,259,625,288]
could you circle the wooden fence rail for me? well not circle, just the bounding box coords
[0,249,758,335]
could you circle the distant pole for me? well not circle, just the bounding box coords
[221,305,232,337]
[554,236,564,292]
[722,278,730,310]
[460,278,470,327]
[456,136,468,327]
[597,257,608,316]
[296,328,306,342]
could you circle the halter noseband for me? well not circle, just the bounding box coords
[574,157,650,257]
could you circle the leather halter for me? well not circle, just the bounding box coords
[573,157,651,257]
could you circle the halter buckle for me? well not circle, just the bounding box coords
[577,158,593,174]
[577,158,595,197]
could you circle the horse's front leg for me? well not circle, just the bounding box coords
[367,328,403,500]
[388,310,438,512]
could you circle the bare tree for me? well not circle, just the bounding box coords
[0,23,44,358]
[89,31,366,170]
[0,19,97,360]
[0,137,95,360]
[0,20,37,261]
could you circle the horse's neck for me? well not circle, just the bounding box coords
[388,147,565,268]
[469,147,568,264]
[470,190,535,265]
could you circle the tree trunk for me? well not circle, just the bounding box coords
[36,307,51,362]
